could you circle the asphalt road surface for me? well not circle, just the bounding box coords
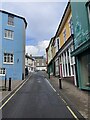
[2,71,79,118]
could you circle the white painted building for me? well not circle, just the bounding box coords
[25,54,35,73]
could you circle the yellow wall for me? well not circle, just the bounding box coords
[59,11,72,48]
[47,4,72,64]
[51,45,56,59]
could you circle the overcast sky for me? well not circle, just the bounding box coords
[1,0,68,56]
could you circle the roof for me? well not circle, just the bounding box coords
[46,2,70,52]
[25,54,34,61]
[46,37,55,52]
[55,2,70,37]
[0,10,27,28]
[32,56,44,59]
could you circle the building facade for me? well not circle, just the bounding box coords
[71,1,90,90]
[33,56,46,71]
[25,54,35,73]
[46,37,55,76]
[56,2,76,85]
[46,2,77,86]
[0,10,27,80]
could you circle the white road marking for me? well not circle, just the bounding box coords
[0,77,29,110]
[61,98,67,105]
[37,81,41,83]
[67,106,79,120]
[45,78,56,92]
[45,79,79,120]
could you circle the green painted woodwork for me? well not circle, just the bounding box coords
[71,1,89,49]
[71,1,90,90]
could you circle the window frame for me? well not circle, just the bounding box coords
[63,28,66,43]
[3,53,14,64]
[68,17,74,35]
[8,15,14,26]
[87,2,90,24]
[0,68,6,76]
[4,29,14,40]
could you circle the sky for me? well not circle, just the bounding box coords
[1,0,68,57]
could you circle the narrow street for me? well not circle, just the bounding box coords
[2,71,81,118]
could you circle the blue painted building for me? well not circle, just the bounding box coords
[0,10,27,80]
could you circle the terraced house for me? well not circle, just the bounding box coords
[0,10,27,80]
[46,2,77,86]
[46,37,55,76]
[71,1,90,90]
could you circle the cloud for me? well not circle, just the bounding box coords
[2,0,68,2]
[2,2,67,55]
[2,2,67,42]
[26,45,39,55]
[26,40,49,56]
[37,40,49,54]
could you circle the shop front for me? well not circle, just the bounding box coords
[77,49,90,90]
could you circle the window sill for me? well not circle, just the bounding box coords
[4,37,13,40]
[7,24,15,27]
[0,74,5,76]
[3,62,14,65]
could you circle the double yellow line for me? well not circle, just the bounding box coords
[59,96,79,120]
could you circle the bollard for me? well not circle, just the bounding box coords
[59,78,62,89]
[8,77,11,91]
[48,72,50,79]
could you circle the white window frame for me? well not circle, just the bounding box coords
[8,15,14,26]
[0,68,6,76]
[3,53,14,64]
[4,29,14,40]
[42,62,44,66]
[68,17,73,35]
[37,63,39,66]
[87,2,90,24]
[63,28,66,43]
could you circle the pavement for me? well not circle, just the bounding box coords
[44,73,90,119]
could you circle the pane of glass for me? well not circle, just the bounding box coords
[8,15,14,25]
[5,30,7,37]
[4,57,6,62]
[0,69,1,74]
[7,54,10,62]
